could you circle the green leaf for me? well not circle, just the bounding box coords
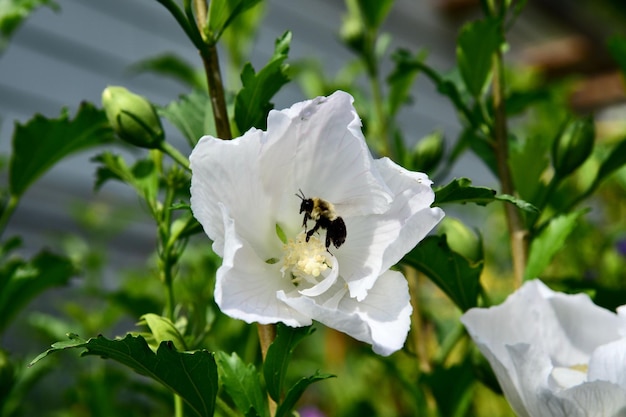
[159,89,214,147]
[0,250,75,333]
[0,0,58,50]
[139,313,187,352]
[30,334,218,417]
[92,152,159,203]
[422,360,474,417]
[215,352,267,417]
[509,133,552,202]
[456,18,503,97]
[9,102,114,198]
[434,178,496,206]
[275,372,334,417]
[524,209,587,281]
[402,235,482,311]
[128,53,205,90]
[263,324,313,402]
[592,137,626,189]
[234,31,291,133]
[207,0,262,42]
[356,0,394,30]
[386,49,425,117]
[495,194,538,213]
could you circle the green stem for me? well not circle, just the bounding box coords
[369,74,391,158]
[174,394,184,417]
[160,142,191,171]
[0,195,19,239]
[201,44,232,140]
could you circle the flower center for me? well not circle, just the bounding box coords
[280,232,339,296]
[281,233,330,284]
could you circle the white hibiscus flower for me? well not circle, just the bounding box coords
[190,91,444,356]
[461,279,626,417]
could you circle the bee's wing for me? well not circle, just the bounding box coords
[333,195,389,218]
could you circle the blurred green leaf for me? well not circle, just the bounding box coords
[139,314,187,352]
[207,0,262,42]
[0,0,58,50]
[128,53,205,89]
[607,35,626,77]
[422,360,474,417]
[234,31,291,133]
[9,102,114,198]
[434,178,496,206]
[275,371,334,417]
[402,235,482,311]
[0,250,75,333]
[386,49,425,117]
[263,324,313,402]
[215,351,267,417]
[456,18,503,97]
[92,153,159,203]
[355,0,394,30]
[30,334,218,417]
[159,89,214,147]
[510,133,551,202]
[591,137,626,189]
[524,209,587,281]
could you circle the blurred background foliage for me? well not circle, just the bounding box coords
[2,0,626,416]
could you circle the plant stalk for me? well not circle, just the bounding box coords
[491,48,527,288]
[201,45,232,140]
[257,323,277,416]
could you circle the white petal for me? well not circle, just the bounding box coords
[190,132,280,259]
[588,338,626,388]
[339,158,444,300]
[555,381,626,417]
[257,91,392,223]
[215,204,311,327]
[298,253,339,297]
[278,270,412,356]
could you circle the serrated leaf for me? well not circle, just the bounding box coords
[207,0,262,42]
[434,178,496,206]
[139,314,187,352]
[457,18,503,97]
[402,235,482,311]
[159,89,214,147]
[0,0,58,50]
[275,372,334,417]
[215,351,267,417]
[263,324,313,402]
[495,194,538,213]
[128,53,205,89]
[9,102,114,198]
[0,250,75,333]
[524,209,587,281]
[510,133,551,202]
[234,31,291,133]
[30,334,217,417]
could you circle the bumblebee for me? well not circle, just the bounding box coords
[296,189,347,250]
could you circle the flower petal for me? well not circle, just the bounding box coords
[339,158,444,300]
[278,270,412,356]
[190,130,280,259]
[588,338,626,388]
[215,204,311,327]
[257,91,393,224]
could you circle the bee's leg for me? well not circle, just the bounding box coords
[302,213,311,229]
[305,222,320,242]
[325,234,331,249]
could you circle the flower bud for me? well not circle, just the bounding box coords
[412,131,444,173]
[438,217,482,263]
[552,116,594,178]
[102,86,164,149]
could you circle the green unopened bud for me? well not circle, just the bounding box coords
[412,130,445,173]
[552,116,594,178]
[340,0,366,53]
[102,86,164,149]
[438,217,482,263]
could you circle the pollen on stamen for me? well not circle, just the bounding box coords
[281,232,331,285]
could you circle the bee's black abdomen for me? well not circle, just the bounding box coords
[328,217,346,249]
